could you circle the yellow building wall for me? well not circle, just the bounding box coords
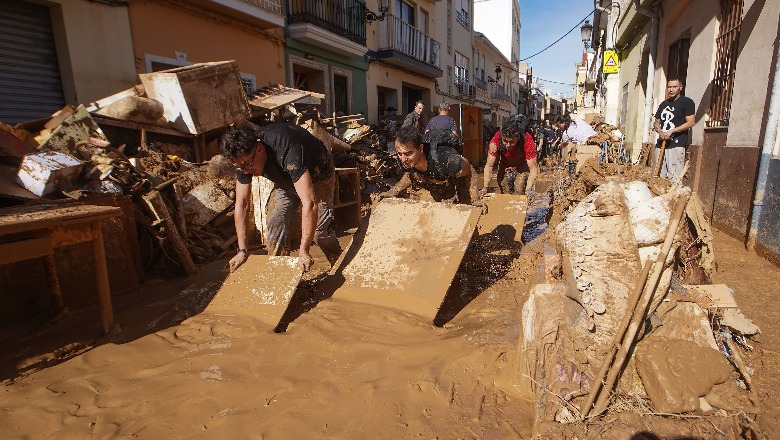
[127,2,284,85]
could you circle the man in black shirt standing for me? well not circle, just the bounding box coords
[220,124,337,272]
[653,78,695,181]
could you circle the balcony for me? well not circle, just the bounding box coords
[373,15,442,78]
[474,77,487,90]
[287,0,368,56]
[187,0,284,28]
[491,89,511,103]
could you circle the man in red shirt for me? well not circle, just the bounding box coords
[481,116,538,196]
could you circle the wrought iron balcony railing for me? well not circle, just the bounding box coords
[474,77,487,90]
[287,0,367,45]
[492,89,511,102]
[242,0,283,15]
[378,15,441,68]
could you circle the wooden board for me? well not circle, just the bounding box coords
[477,194,528,242]
[331,198,481,321]
[205,255,302,328]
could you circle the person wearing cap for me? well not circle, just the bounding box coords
[220,124,340,273]
[426,102,458,135]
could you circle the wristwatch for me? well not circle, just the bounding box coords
[237,248,248,254]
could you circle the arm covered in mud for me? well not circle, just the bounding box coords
[456,158,481,205]
[482,141,498,194]
[374,172,412,202]
[525,157,538,195]
[293,170,318,272]
[229,180,252,272]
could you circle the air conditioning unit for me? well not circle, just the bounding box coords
[457,82,476,96]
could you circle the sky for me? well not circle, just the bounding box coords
[520,0,595,98]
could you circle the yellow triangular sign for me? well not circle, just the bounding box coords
[603,50,619,74]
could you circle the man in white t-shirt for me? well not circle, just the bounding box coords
[556,115,597,159]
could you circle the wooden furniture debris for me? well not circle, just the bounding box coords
[139,61,249,135]
[334,167,361,230]
[92,116,204,162]
[248,84,325,111]
[16,151,83,196]
[142,189,197,275]
[0,204,122,333]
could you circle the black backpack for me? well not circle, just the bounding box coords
[422,128,464,154]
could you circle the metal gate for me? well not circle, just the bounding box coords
[0,0,65,124]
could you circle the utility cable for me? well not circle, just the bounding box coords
[520,9,595,62]
[536,77,576,86]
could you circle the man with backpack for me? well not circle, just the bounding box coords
[374,125,480,205]
[481,115,538,196]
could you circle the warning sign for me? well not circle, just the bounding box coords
[603,50,619,74]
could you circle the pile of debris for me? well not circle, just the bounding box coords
[0,60,407,279]
[504,159,761,436]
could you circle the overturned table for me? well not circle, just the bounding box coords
[0,204,122,333]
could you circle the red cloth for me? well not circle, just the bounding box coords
[489,131,536,161]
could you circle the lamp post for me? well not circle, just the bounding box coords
[495,65,502,82]
[365,0,389,23]
[580,20,593,51]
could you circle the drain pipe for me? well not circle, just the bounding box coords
[748,38,780,249]
[633,0,659,144]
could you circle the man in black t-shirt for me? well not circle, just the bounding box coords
[653,78,695,181]
[220,124,337,272]
[375,125,480,204]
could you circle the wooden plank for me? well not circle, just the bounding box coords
[91,221,115,333]
[0,204,121,236]
[477,194,528,242]
[50,222,95,247]
[331,198,481,322]
[204,255,302,329]
[92,115,196,139]
[142,189,197,275]
[0,236,52,265]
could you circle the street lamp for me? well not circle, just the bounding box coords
[580,20,593,51]
[365,0,389,23]
[495,65,502,82]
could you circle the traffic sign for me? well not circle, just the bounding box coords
[603,50,619,74]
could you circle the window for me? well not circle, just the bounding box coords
[334,74,348,115]
[455,0,469,27]
[419,8,428,34]
[667,33,690,87]
[454,51,469,85]
[707,0,743,127]
[396,0,415,26]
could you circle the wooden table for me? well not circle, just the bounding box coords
[0,204,122,333]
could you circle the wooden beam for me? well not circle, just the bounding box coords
[142,189,197,275]
[91,221,115,333]
[0,236,52,265]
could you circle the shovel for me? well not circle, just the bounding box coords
[654,139,667,176]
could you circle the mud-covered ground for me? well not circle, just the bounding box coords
[0,188,778,439]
